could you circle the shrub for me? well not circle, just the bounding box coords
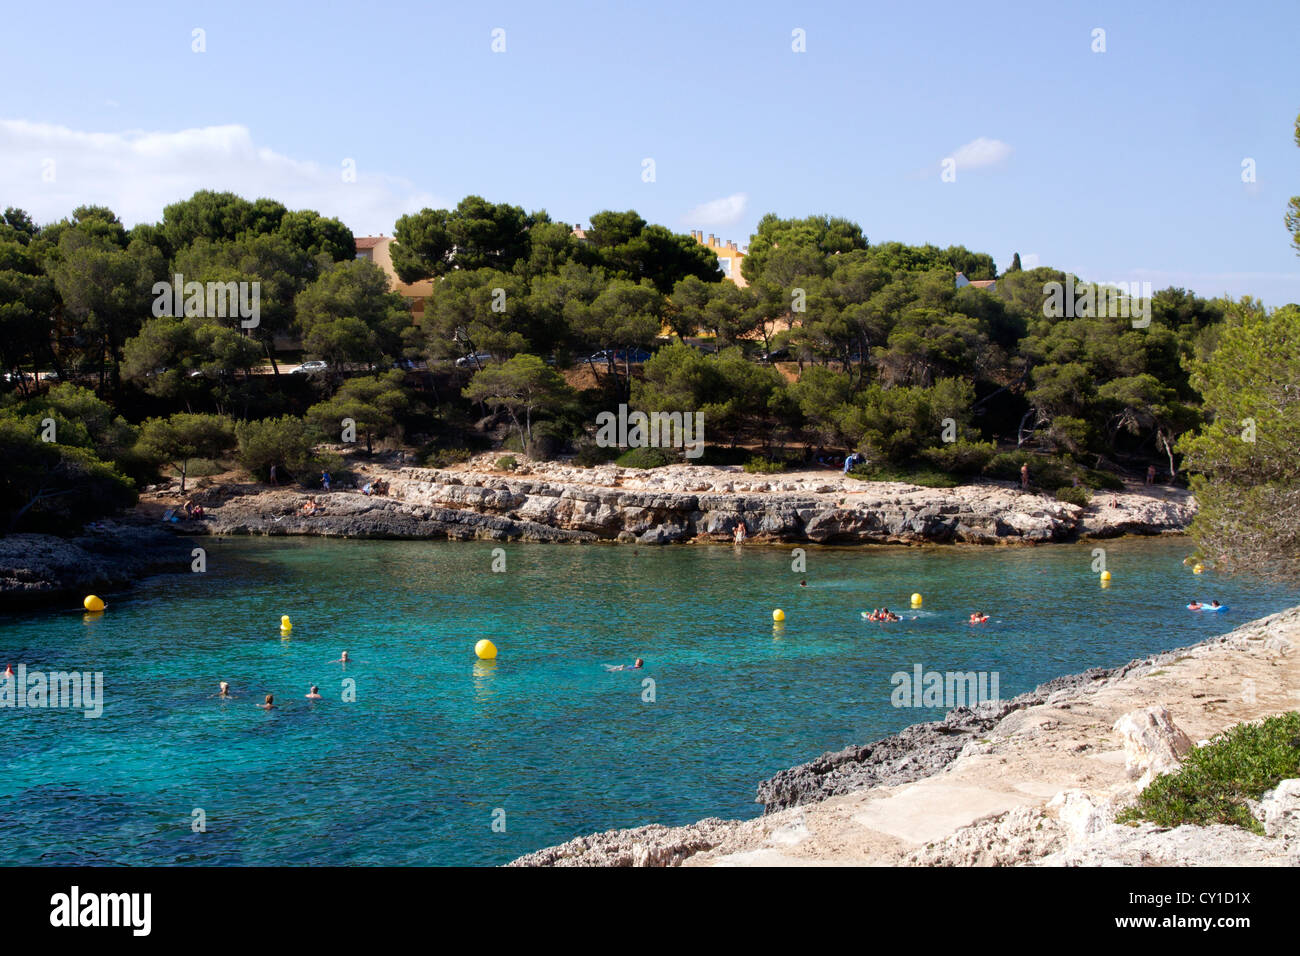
[919,440,996,476]
[495,455,518,471]
[984,451,1074,489]
[572,440,619,468]
[425,447,472,468]
[235,416,334,483]
[1082,468,1125,492]
[743,457,787,474]
[0,419,136,533]
[615,446,673,469]
[1116,712,1300,833]
[1054,485,1092,507]
[850,462,959,488]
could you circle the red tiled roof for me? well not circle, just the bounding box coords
[355,236,385,250]
[970,279,996,288]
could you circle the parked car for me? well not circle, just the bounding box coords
[587,348,652,364]
[294,360,329,374]
[455,352,494,368]
[760,348,790,362]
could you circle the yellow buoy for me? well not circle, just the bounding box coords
[475,639,498,660]
[83,595,105,612]
[1100,570,1112,583]
[910,593,922,608]
[1193,564,1204,574]
[772,609,785,623]
[280,615,292,630]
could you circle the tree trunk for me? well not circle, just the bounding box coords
[1017,409,1038,447]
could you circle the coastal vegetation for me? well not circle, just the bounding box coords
[1,113,1297,581]
[1117,711,1300,833]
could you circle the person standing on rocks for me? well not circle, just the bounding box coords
[1020,463,1030,489]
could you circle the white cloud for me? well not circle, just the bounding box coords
[0,119,445,235]
[946,137,1012,171]
[683,192,748,227]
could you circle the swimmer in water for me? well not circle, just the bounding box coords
[1188,600,1203,611]
[800,580,807,587]
[605,658,644,671]
[331,651,352,664]
[258,694,274,710]
[210,680,235,699]
[305,685,322,700]
[3,664,12,678]
[1210,600,1221,609]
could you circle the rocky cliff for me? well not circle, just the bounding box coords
[0,521,194,611]
[193,457,1195,546]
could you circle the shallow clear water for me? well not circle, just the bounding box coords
[1,536,1296,865]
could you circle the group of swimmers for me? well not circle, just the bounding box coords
[864,607,901,622]
[1188,600,1223,611]
[969,612,990,624]
[210,652,355,710]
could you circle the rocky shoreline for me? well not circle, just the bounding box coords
[510,607,1300,867]
[1,458,1195,610]
[155,456,1197,546]
[0,521,195,611]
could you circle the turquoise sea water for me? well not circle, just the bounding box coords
[1,536,1297,866]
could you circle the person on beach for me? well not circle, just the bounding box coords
[258,694,274,710]
[734,522,747,543]
[306,685,323,700]
[269,464,278,486]
[1020,463,1030,489]
[1146,464,1156,485]
[321,470,331,491]
[606,658,644,671]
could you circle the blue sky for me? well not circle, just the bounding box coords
[2,0,1298,305]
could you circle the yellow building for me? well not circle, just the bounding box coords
[354,236,435,323]
[689,230,748,287]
